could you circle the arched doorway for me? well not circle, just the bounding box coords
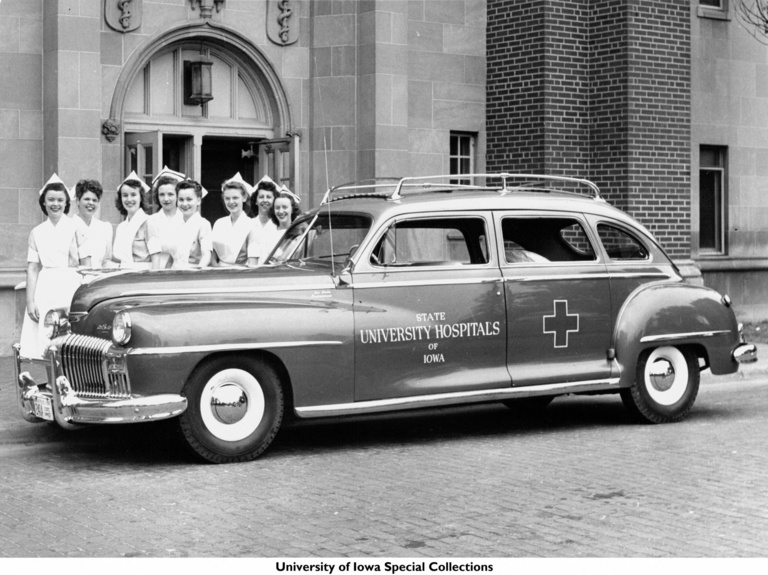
[110,24,295,222]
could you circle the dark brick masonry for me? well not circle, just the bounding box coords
[486,0,691,259]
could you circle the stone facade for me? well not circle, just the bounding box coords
[692,1,768,321]
[0,0,487,353]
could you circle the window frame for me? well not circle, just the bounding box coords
[449,132,476,185]
[367,214,493,269]
[699,145,727,255]
[698,0,729,20]
[596,223,651,262]
[497,213,599,266]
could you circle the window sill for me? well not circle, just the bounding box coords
[697,257,768,272]
[697,7,730,21]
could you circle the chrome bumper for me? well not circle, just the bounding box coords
[733,342,758,364]
[13,343,187,427]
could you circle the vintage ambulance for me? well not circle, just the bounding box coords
[14,174,757,462]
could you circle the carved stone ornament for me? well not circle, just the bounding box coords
[105,0,143,33]
[190,0,225,19]
[102,119,120,142]
[267,0,299,46]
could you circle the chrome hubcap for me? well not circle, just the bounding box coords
[648,358,675,392]
[210,383,248,425]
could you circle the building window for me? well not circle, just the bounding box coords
[699,146,727,254]
[698,0,729,20]
[450,132,475,185]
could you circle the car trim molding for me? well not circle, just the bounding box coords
[128,340,343,356]
[505,272,671,282]
[295,377,621,418]
[640,330,732,343]
[118,284,334,297]
[352,277,503,289]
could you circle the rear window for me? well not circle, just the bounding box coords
[597,224,649,260]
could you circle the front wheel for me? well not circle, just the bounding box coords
[178,356,284,463]
[620,346,699,424]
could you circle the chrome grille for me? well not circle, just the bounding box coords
[58,334,131,399]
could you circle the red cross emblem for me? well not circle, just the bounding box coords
[543,300,579,348]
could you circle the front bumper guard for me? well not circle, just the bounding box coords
[13,344,187,427]
[733,342,758,365]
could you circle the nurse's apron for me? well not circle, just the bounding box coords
[212,213,251,266]
[113,209,151,270]
[19,218,87,359]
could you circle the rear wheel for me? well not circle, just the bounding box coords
[178,356,284,463]
[620,346,699,423]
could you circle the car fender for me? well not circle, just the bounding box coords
[613,281,740,384]
[106,294,356,408]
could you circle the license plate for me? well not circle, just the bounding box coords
[32,396,54,421]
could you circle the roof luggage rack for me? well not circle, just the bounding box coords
[320,173,602,204]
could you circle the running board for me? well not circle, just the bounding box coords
[294,378,621,418]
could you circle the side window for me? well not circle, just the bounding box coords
[371,217,489,267]
[597,224,649,260]
[501,217,596,263]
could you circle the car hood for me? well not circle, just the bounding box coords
[70,261,337,313]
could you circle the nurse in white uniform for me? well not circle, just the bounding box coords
[210,172,253,267]
[19,174,91,359]
[170,180,212,269]
[253,186,301,265]
[246,175,279,267]
[147,166,186,269]
[112,171,152,269]
[73,179,113,268]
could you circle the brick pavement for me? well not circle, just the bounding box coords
[1,357,767,558]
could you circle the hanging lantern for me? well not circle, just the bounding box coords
[184,56,214,106]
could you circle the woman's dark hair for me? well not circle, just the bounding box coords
[176,179,203,199]
[270,192,300,225]
[249,180,278,215]
[115,179,146,217]
[39,183,71,216]
[152,175,181,206]
[75,179,103,201]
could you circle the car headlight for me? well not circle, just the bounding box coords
[43,309,70,340]
[112,311,132,346]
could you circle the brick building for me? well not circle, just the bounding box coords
[0,0,766,354]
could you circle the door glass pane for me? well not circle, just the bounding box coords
[699,169,720,250]
[502,217,596,263]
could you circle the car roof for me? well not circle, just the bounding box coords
[312,186,652,238]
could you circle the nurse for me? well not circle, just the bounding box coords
[147,166,186,269]
[19,174,91,359]
[246,175,279,267]
[210,172,253,267]
[73,179,113,268]
[256,186,301,265]
[112,171,152,269]
[169,179,213,269]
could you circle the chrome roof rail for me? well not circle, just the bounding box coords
[321,173,602,204]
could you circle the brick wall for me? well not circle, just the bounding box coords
[486,1,546,171]
[487,0,691,258]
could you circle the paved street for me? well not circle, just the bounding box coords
[1,357,767,558]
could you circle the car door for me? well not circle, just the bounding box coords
[351,213,509,401]
[496,211,616,386]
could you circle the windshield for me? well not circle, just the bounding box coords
[268,212,373,269]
